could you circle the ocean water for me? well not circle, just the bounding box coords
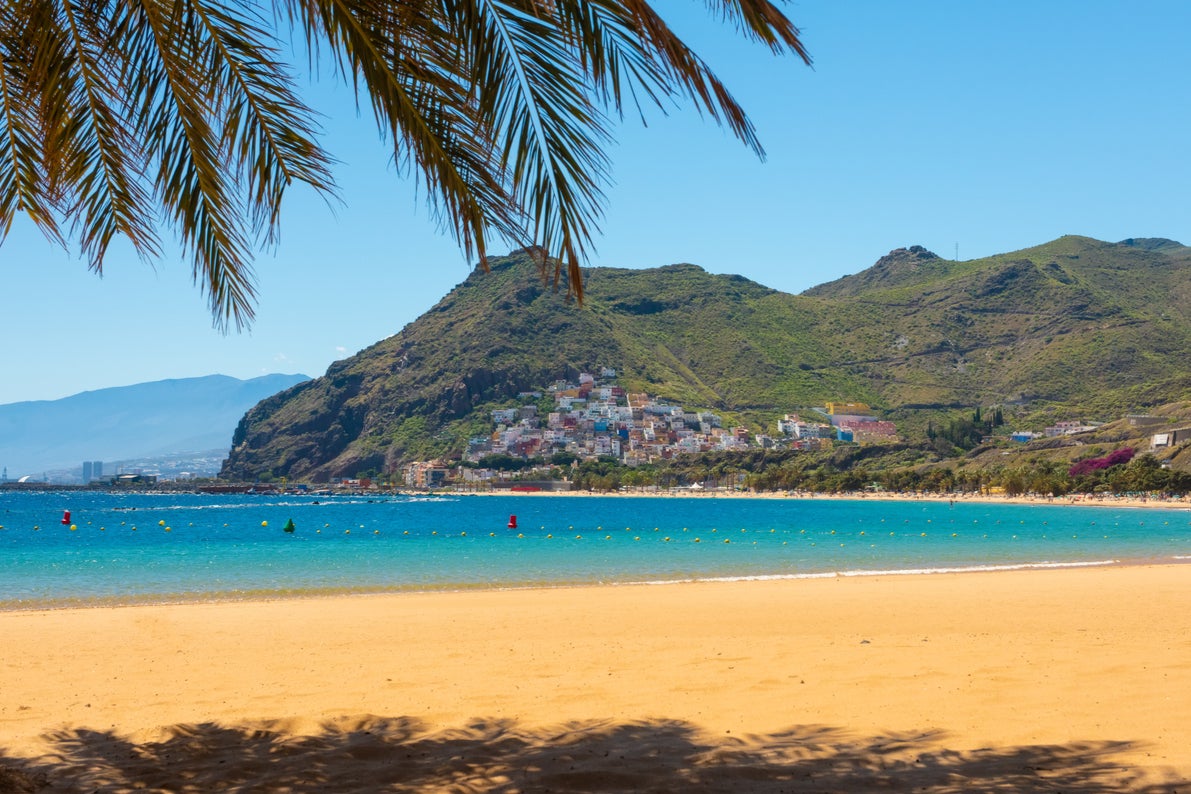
[1,491,1188,608]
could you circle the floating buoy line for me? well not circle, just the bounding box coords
[20,511,1185,547]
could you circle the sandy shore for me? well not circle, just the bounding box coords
[1,565,1188,792]
[456,486,1191,510]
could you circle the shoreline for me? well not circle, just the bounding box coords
[1,563,1187,790]
[13,483,1191,510]
[429,487,1191,510]
[3,553,1188,616]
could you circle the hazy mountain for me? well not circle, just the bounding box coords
[0,374,309,479]
[220,236,1191,482]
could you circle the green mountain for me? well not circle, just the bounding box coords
[220,236,1191,482]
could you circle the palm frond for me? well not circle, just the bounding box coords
[0,0,809,323]
[0,1,65,243]
[56,0,161,268]
[701,0,811,57]
[288,0,529,267]
[449,0,612,293]
[191,1,334,244]
[126,0,260,329]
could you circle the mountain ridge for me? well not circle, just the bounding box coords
[220,235,1191,482]
[0,374,310,477]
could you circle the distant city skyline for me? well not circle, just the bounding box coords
[3,1,1189,405]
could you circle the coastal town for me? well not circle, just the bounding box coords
[11,365,1188,491]
[403,369,900,488]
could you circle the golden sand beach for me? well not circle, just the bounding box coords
[1,564,1188,792]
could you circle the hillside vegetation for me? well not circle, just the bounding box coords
[221,236,1191,482]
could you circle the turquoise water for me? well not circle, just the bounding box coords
[1,491,1188,608]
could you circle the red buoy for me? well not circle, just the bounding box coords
[507,514,517,529]
[61,510,71,525]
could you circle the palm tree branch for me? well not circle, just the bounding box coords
[129,0,256,330]
[187,0,334,244]
[0,2,64,243]
[701,0,810,57]
[451,0,611,296]
[288,0,527,263]
[0,0,813,326]
[57,0,161,270]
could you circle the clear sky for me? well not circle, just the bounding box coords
[3,1,1189,404]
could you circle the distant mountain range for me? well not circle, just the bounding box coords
[219,235,1191,482]
[0,374,309,479]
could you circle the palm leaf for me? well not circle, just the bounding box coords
[56,0,161,268]
[0,2,65,243]
[0,0,809,324]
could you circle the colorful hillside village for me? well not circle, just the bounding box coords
[403,370,899,487]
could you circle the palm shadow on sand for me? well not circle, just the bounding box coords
[1,716,1185,793]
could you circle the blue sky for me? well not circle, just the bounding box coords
[3,1,1189,404]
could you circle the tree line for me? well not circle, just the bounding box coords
[467,445,1191,496]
